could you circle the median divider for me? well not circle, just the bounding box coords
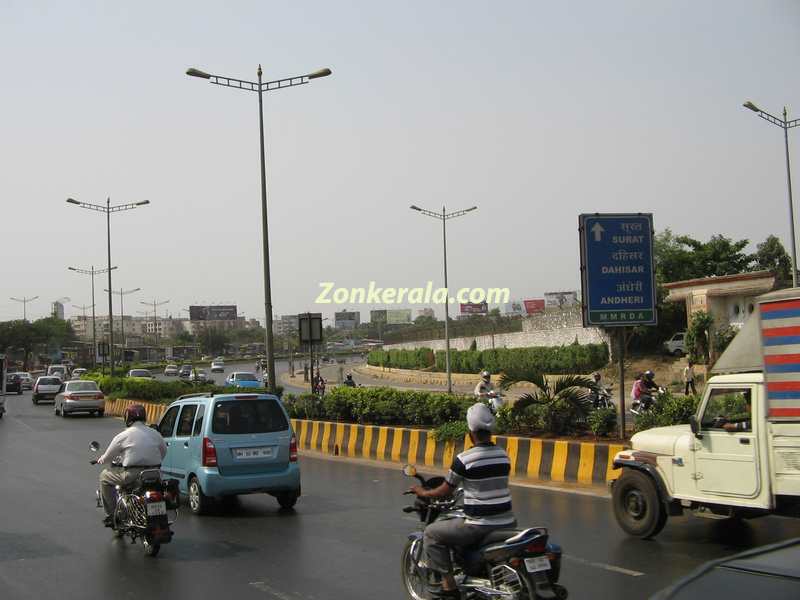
[103,400,623,486]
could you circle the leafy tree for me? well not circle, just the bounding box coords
[413,315,437,326]
[754,234,792,283]
[198,327,229,355]
[685,310,713,364]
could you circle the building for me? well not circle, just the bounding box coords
[387,309,412,324]
[51,301,65,320]
[370,309,387,324]
[664,271,778,333]
[273,314,299,337]
[416,308,435,319]
[335,310,360,330]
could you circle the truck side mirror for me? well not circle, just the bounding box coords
[689,415,702,438]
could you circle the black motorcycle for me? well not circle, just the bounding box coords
[400,465,567,599]
[89,441,178,557]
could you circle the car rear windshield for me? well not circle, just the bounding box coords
[130,370,151,377]
[212,400,288,435]
[39,377,61,385]
[67,381,99,391]
[234,373,258,381]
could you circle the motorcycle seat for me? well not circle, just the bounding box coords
[479,527,544,551]
[478,528,527,546]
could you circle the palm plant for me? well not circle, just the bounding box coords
[498,369,595,435]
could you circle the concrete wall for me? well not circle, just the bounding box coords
[383,306,611,351]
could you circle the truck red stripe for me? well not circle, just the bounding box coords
[761,299,800,312]
[769,407,800,417]
[762,325,800,337]
[765,354,800,364]
[767,381,800,392]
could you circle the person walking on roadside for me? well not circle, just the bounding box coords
[684,360,697,396]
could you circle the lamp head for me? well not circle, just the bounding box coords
[66,198,80,205]
[410,205,422,211]
[186,67,211,79]
[308,68,332,80]
[743,100,760,113]
[135,200,150,206]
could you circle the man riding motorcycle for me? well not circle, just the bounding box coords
[96,404,167,525]
[342,373,356,387]
[473,370,494,399]
[409,403,515,599]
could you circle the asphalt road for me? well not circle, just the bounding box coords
[153,358,308,395]
[3,390,800,600]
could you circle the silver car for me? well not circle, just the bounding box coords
[33,376,63,404]
[54,380,106,417]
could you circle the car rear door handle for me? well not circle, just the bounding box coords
[183,442,189,448]
[739,438,750,445]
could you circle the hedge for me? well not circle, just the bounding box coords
[82,374,283,403]
[368,343,609,375]
[282,386,473,427]
[633,392,700,433]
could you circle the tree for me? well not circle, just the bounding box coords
[198,327,229,355]
[413,315,437,326]
[654,229,754,283]
[754,235,792,283]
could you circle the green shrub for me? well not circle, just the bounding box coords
[433,421,469,442]
[633,391,700,432]
[587,407,618,437]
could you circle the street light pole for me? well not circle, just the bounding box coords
[105,287,141,354]
[186,64,331,393]
[9,296,39,321]
[69,265,116,368]
[67,197,149,376]
[743,100,800,286]
[410,204,478,393]
[140,299,169,348]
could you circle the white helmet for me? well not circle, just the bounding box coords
[467,402,496,432]
[480,370,491,382]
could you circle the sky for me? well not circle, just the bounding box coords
[2,1,799,324]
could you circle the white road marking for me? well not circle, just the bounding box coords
[563,554,644,577]
[249,581,297,599]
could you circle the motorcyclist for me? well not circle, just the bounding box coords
[342,373,356,387]
[638,370,660,410]
[96,404,167,525]
[473,370,494,399]
[410,403,515,599]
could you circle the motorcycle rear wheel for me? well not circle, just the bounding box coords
[401,539,429,600]
[142,536,160,557]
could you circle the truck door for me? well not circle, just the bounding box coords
[694,386,761,498]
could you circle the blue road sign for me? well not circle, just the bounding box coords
[579,213,657,327]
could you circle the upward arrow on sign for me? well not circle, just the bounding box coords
[591,222,605,242]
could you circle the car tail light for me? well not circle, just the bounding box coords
[289,434,298,462]
[95,392,105,400]
[145,490,163,502]
[524,539,547,554]
[202,437,217,467]
[64,394,78,401]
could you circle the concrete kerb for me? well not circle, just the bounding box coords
[103,400,625,490]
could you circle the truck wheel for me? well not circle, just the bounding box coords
[613,469,667,539]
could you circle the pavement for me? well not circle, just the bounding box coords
[3,390,800,599]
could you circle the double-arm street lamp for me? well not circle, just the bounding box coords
[69,266,117,368]
[186,64,332,392]
[104,287,141,352]
[140,298,170,347]
[66,197,150,375]
[410,205,478,394]
[743,100,800,286]
[9,295,38,321]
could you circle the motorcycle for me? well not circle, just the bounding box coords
[89,441,178,557]
[630,386,665,415]
[400,464,567,600]
[590,386,614,410]
[483,391,507,414]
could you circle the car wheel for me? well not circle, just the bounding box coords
[188,476,210,515]
[54,404,60,416]
[97,410,104,418]
[32,397,38,405]
[612,469,667,539]
[673,349,684,357]
[276,491,299,510]
[17,389,22,395]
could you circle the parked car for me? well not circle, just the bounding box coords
[651,537,800,599]
[178,365,193,378]
[210,360,225,373]
[33,376,65,404]
[5,374,23,394]
[71,368,87,380]
[54,379,105,417]
[224,372,261,389]
[201,355,211,361]
[128,369,155,380]
[14,372,34,390]
[47,365,69,379]
[188,369,212,384]
[663,331,686,356]
[156,392,300,514]
[164,364,179,376]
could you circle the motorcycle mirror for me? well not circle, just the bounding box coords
[402,464,417,477]
[89,441,100,452]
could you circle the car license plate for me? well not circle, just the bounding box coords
[146,501,167,516]
[234,446,273,460]
[524,557,550,573]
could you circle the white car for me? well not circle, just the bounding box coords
[33,376,63,404]
[663,332,686,356]
[71,368,88,379]
[210,360,225,373]
[164,364,179,376]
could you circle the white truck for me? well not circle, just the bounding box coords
[611,287,800,538]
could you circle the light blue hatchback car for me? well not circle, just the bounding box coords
[155,392,300,515]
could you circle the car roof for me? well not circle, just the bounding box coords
[171,392,280,405]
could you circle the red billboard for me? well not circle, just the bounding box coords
[523,299,545,314]
[460,302,488,315]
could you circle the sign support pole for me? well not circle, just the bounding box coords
[618,328,626,440]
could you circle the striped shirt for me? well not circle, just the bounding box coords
[445,442,515,526]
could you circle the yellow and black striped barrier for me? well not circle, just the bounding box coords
[290,419,624,485]
[103,401,622,485]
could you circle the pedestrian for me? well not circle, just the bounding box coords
[684,360,697,396]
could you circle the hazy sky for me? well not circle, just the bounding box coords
[2,1,799,323]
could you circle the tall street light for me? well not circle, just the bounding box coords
[69,266,117,368]
[140,298,169,347]
[743,100,800,286]
[105,287,141,353]
[410,204,478,393]
[9,296,39,321]
[186,64,332,393]
[67,197,149,376]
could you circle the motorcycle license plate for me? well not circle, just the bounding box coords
[524,557,550,573]
[146,501,167,516]
[234,446,273,460]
